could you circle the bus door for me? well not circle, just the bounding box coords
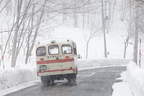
[61,44,74,71]
[48,44,62,71]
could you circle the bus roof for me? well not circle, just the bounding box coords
[36,38,75,45]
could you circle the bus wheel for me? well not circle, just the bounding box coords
[67,75,72,83]
[68,79,71,83]
[76,68,78,75]
[72,74,76,81]
[51,78,54,85]
[41,80,50,86]
[41,77,50,86]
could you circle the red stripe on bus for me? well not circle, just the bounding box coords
[37,69,75,74]
[36,58,74,64]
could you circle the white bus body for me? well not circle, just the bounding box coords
[35,39,78,85]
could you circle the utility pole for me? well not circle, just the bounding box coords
[134,1,139,64]
[101,0,107,58]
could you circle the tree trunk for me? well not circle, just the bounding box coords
[86,39,90,59]
[11,0,22,67]
[123,38,129,59]
[123,45,127,58]
[74,0,78,27]
[83,2,85,28]
[25,1,46,64]
[62,1,67,22]
[87,0,90,24]
[25,3,34,64]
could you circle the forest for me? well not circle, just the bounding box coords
[0,0,144,67]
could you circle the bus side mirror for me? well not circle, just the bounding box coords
[78,54,81,59]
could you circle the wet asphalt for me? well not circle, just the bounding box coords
[5,66,126,96]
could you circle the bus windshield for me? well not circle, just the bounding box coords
[62,45,72,54]
[49,45,59,55]
[36,47,46,56]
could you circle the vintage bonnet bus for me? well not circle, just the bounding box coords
[35,39,78,86]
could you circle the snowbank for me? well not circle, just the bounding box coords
[0,67,38,91]
[112,72,133,96]
[127,61,144,96]
[77,59,130,69]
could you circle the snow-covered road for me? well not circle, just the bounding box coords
[4,66,126,96]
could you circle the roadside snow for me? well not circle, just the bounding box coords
[111,72,133,96]
[112,61,144,96]
[112,81,133,96]
[127,61,144,96]
[0,66,38,92]
[77,59,130,69]
[0,79,40,96]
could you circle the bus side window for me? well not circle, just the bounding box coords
[62,45,72,54]
[48,45,59,55]
[36,47,46,56]
[72,42,77,55]
[74,47,77,55]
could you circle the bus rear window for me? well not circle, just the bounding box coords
[62,45,72,54]
[36,47,46,56]
[49,45,59,55]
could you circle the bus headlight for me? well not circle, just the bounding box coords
[39,65,47,71]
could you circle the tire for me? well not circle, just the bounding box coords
[41,80,48,86]
[68,79,71,83]
[41,76,50,86]
[72,73,76,79]
[76,68,78,75]
[67,74,76,83]
[72,74,76,81]
[51,78,54,85]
